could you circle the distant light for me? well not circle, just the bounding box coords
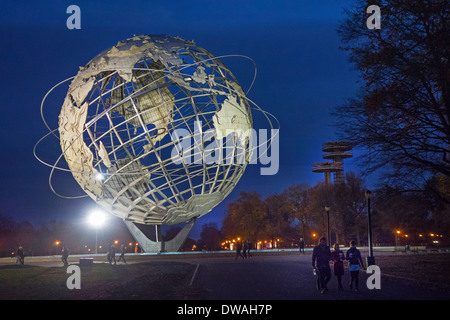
[88,209,107,228]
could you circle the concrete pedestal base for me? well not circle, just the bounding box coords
[124,219,196,253]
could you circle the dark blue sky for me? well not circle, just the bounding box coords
[0,0,373,239]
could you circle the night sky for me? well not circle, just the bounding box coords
[0,0,373,239]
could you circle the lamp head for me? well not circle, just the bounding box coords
[88,209,107,228]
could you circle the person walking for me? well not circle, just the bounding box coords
[118,244,127,264]
[247,241,253,258]
[242,241,248,259]
[61,246,69,266]
[16,246,24,265]
[235,241,244,260]
[346,240,364,292]
[109,244,117,265]
[331,243,345,291]
[299,238,305,254]
[312,237,331,294]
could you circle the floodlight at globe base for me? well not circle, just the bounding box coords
[124,219,196,253]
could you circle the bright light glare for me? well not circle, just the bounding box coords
[88,210,107,228]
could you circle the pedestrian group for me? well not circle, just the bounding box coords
[312,237,364,294]
[14,242,129,267]
[235,240,253,259]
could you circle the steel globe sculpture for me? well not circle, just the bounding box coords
[36,34,276,251]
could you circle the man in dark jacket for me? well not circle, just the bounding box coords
[312,237,331,293]
[61,246,69,266]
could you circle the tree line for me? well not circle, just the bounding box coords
[1,171,448,256]
[217,172,449,250]
[0,216,136,258]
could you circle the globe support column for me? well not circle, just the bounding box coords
[124,219,196,253]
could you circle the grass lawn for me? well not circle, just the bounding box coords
[0,261,196,300]
[375,253,450,290]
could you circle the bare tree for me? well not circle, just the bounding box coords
[334,0,450,184]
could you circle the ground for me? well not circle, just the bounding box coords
[0,252,449,300]
[0,261,196,300]
[375,253,450,290]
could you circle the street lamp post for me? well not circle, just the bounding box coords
[395,230,401,250]
[325,205,330,247]
[88,209,107,254]
[365,190,375,266]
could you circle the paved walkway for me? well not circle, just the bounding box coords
[186,254,449,300]
[1,250,448,300]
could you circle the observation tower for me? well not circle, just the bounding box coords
[312,141,352,184]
